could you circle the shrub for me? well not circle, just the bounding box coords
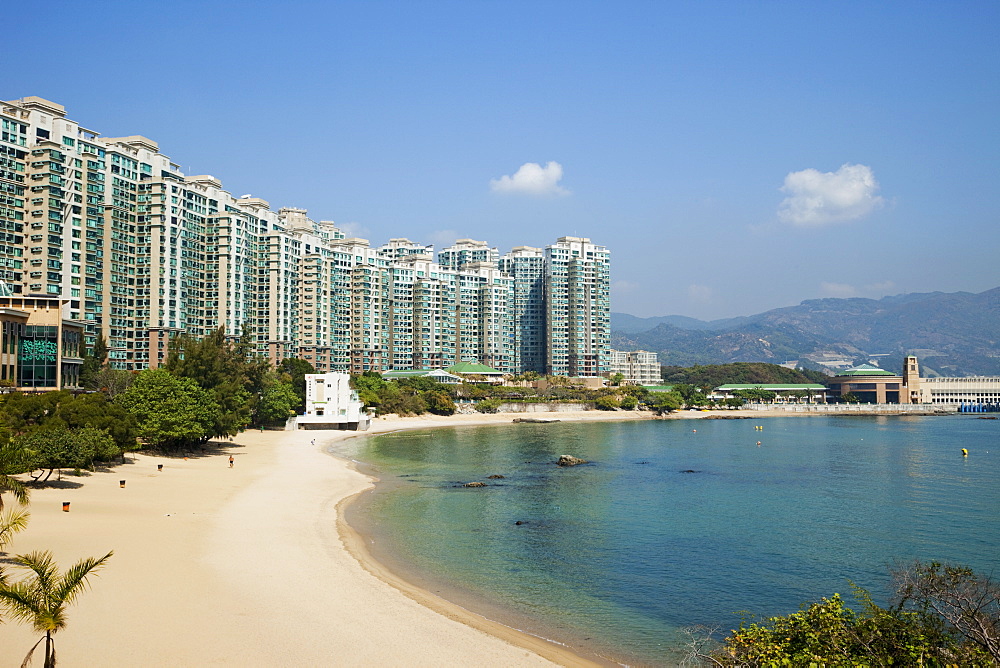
[594,396,620,411]
[475,398,503,413]
[423,391,456,416]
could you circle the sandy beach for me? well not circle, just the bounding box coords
[0,410,663,667]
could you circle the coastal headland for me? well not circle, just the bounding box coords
[0,406,951,666]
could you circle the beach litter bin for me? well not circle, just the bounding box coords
[157,464,163,471]
[120,480,126,488]
[62,502,70,512]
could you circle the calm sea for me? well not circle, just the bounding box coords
[334,415,1000,666]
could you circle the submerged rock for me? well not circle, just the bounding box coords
[486,474,506,479]
[462,481,488,488]
[557,455,588,467]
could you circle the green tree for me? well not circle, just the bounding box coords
[790,388,811,404]
[383,391,426,416]
[277,358,315,410]
[734,386,777,404]
[661,362,828,387]
[673,383,708,407]
[645,391,683,414]
[423,390,456,416]
[0,550,113,668]
[475,398,503,413]
[18,426,117,480]
[620,395,638,410]
[594,395,620,411]
[894,560,1000,661]
[0,391,65,434]
[351,372,386,412]
[166,326,268,438]
[0,391,137,454]
[706,586,980,666]
[116,369,218,450]
[256,380,299,424]
[41,392,138,455]
[89,367,135,398]
[78,334,108,390]
[699,563,999,666]
[620,385,650,401]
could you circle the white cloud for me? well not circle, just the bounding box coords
[778,163,883,226]
[612,280,639,295]
[428,229,460,247]
[336,221,368,238]
[687,284,714,302]
[865,280,896,295]
[820,282,859,298]
[490,161,569,196]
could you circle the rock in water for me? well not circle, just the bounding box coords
[463,481,488,487]
[557,455,588,467]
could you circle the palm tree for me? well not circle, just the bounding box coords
[0,507,30,551]
[0,439,31,511]
[0,550,112,668]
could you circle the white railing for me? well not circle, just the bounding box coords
[743,403,952,414]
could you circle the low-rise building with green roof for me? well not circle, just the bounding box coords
[826,364,906,403]
[712,383,829,403]
[447,361,505,383]
[381,369,462,384]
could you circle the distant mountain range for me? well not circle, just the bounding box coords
[611,287,1000,377]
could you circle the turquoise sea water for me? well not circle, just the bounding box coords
[336,416,1000,666]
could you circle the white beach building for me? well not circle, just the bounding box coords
[296,373,372,430]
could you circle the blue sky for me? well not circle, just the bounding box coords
[8,1,998,319]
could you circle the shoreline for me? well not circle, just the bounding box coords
[325,407,963,666]
[335,410,663,667]
[0,411,649,667]
[0,407,960,666]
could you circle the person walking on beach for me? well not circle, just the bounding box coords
[229,455,234,468]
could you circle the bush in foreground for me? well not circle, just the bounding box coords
[692,561,999,666]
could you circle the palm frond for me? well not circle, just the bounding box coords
[56,551,113,606]
[0,582,46,627]
[19,634,43,668]
[0,473,30,510]
[13,552,59,600]
[0,508,30,549]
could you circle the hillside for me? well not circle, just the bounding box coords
[611,287,1000,376]
[660,363,830,386]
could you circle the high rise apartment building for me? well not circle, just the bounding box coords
[438,239,498,270]
[1,97,609,378]
[545,236,611,377]
[499,246,546,373]
[608,349,660,385]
